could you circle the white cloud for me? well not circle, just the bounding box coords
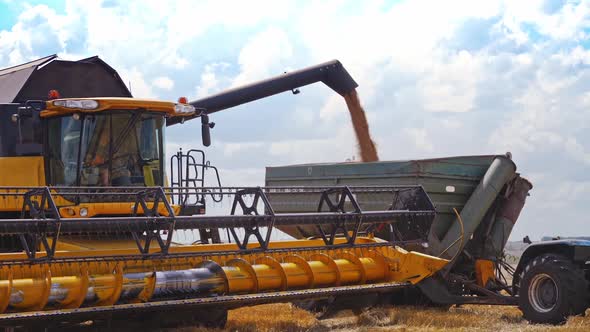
[195,63,230,98]
[153,76,175,90]
[419,50,481,112]
[564,136,590,165]
[222,142,265,158]
[290,107,315,127]
[232,27,293,86]
[554,45,590,66]
[403,128,434,152]
[319,94,347,120]
[267,124,358,162]
[118,67,156,98]
[0,4,73,66]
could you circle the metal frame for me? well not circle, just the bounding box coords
[228,187,275,250]
[0,282,408,326]
[130,187,175,254]
[0,185,436,262]
[18,187,61,259]
[316,187,363,246]
[169,148,223,208]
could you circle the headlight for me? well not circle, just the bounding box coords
[79,207,89,217]
[53,99,99,110]
[174,103,196,115]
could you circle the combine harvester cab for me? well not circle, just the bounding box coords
[0,56,451,329]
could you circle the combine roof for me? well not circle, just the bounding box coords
[0,54,132,103]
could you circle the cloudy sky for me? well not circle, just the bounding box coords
[1,0,589,240]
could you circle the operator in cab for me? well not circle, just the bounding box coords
[83,114,142,186]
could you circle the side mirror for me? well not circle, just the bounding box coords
[201,114,214,147]
[13,105,43,155]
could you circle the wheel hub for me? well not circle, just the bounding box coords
[528,273,558,313]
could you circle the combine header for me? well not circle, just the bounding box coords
[0,56,448,328]
[0,186,445,327]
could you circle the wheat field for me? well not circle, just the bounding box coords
[174,303,590,332]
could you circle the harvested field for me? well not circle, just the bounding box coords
[174,303,590,332]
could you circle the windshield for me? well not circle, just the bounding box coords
[47,111,165,187]
[48,116,81,186]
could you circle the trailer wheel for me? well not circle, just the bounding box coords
[518,254,588,324]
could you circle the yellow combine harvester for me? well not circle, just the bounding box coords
[0,56,449,328]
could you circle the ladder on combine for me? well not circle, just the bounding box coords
[170,148,223,243]
[169,148,223,210]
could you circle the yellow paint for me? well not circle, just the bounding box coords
[9,265,50,311]
[0,267,12,313]
[0,156,46,211]
[58,202,181,218]
[41,97,195,118]
[0,157,45,186]
[475,259,495,287]
[0,236,449,315]
[142,163,158,187]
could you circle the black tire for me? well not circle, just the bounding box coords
[517,254,588,324]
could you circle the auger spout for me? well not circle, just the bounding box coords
[167,60,358,126]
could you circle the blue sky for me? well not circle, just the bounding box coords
[0,0,65,29]
[1,0,589,240]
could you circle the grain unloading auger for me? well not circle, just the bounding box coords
[0,56,450,328]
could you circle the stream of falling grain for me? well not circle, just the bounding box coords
[344,89,379,162]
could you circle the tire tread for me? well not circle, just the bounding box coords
[517,254,588,324]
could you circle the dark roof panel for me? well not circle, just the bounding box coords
[0,55,132,103]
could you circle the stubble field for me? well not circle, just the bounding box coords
[175,303,590,332]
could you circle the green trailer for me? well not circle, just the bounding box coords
[265,154,529,258]
[265,154,589,324]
